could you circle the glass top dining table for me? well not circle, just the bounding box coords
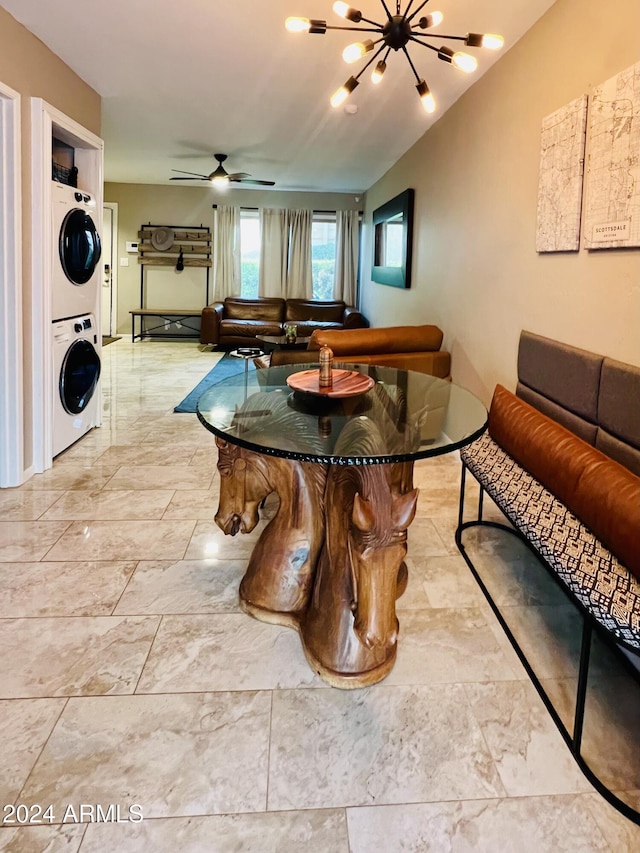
[196,361,488,688]
[196,362,488,465]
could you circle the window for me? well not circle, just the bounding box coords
[311,215,336,301]
[240,210,260,298]
[239,209,338,300]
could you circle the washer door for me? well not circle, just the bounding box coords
[59,340,101,414]
[59,209,102,285]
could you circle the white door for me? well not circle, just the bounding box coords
[101,203,117,336]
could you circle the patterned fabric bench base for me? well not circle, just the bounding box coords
[460,432,640,651]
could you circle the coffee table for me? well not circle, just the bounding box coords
[256,334,311,351]
[197,363,487,688]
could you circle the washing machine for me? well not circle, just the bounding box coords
[52,314,101,456]
[51,181,102,321]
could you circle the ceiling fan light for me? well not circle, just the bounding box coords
[371,60,387,85]
[333,2,362,22]
[416,80,436,114]
[330,76,359,108]
[417,12,443,29]
[342,39,374,64]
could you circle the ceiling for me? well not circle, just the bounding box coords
[2,0,556,193]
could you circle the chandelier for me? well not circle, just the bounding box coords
[285,1,503,114]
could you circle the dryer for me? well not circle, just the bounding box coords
[52,314,101,456]
[51,181,102,321]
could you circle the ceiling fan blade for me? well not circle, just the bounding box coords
[232,178,276,186]
[170,176,210,181]
[226,172,251,180]
[171,168,209,178]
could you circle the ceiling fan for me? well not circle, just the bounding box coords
[170,153,275,186]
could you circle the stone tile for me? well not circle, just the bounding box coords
[183,521,263,560]
[0,561,136,617]
[587,790,640,851]
[43,520,195,562]
[0,521,70,562]
[0,490,65,521]
[19,691,271,818]
[81,809,349,853]
[0,698,65,803]
[114,559,243,615]
[386,608,520,685]
[464,681,592,796]
[95,445,197,467]
[0,825,85,852]
[0,616,159,697]
[408,553,486,609]
[406,518,451,557]
[347,795,612,853]
[40,490,175,520]
[103,466,214,491]
[161,490,220,520]
[268,684,506,810]
[16,466,119,491]
[136,614,321,693]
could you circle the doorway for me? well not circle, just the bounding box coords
[101,202,118,338]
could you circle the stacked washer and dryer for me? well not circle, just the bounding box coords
[51,180,102,457]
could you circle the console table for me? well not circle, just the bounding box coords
[197,363,487,688]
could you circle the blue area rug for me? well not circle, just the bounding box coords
[174,352,255,413]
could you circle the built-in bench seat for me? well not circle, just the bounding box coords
[456,331,640,826]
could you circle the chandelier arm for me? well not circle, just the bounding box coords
[412,33,467,41]
[403,0,417,16]
[408,35,440,53]
[378,0,395,21]
[353,42,390,81]
[324,25,384,33]
[401,45,422,83]
[406,0,434,24]
[359,16,384,27]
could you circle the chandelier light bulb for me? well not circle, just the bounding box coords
[416,80,436,114]
[481,33,504,50]
[333,2,361,21]
[285,16,310,32]
[452,51,478,73]
[371,60,387,85]
[330,76,359,108]
[342,39,374,64]
[417,11,443,29]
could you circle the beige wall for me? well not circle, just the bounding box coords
[104,182,362,334]
[360,0,640,406]
[0,7,101,473]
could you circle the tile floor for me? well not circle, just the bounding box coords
[1,339,639,852]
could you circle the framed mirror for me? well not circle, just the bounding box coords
[372,188,414,288]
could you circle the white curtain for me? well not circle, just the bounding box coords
[286,208,313,299]
[259,208,289,297]
[212,205,241,301]
[334,209,360,304]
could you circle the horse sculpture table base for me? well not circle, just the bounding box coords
[215,438,418,688]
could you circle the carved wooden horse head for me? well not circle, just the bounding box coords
[349,485,418,650]
[214,438,272,536]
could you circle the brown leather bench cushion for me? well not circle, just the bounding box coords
[488,384,640,579]
[309,325,444,354]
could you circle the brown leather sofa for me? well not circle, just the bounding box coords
[200,297,367,348]
[269,325,451,378]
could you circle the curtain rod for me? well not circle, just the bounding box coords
[211,205,360,214]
